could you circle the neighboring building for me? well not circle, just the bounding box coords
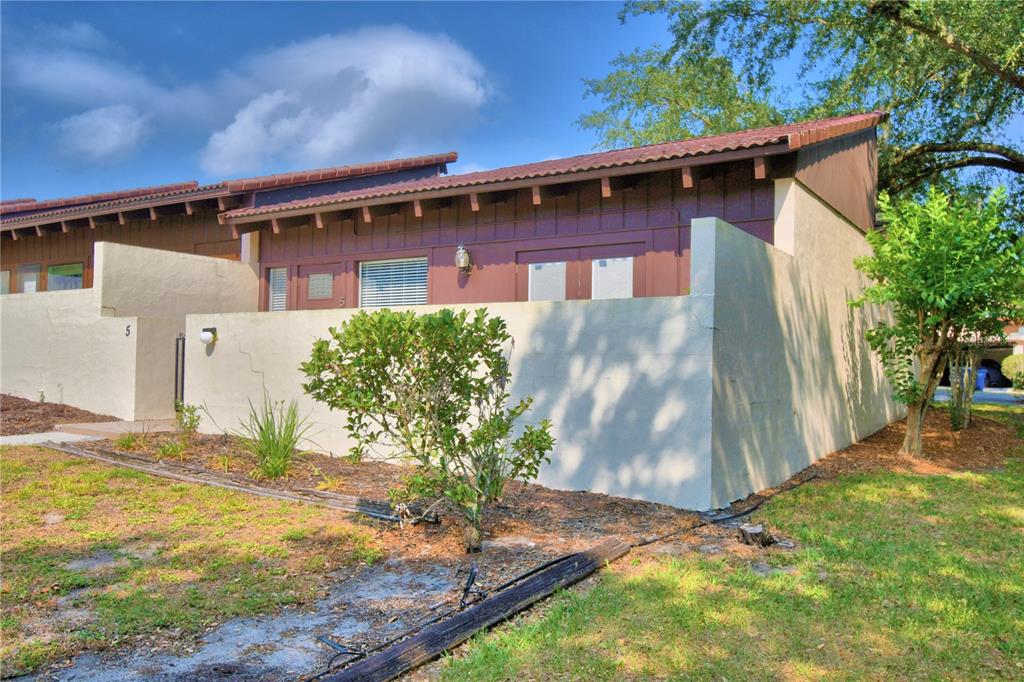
[1,112,902,511]
[0,153,456,294]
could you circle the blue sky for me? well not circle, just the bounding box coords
[0,1,673,201]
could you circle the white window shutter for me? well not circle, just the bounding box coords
[528,261,566,301]
[591,256,634,300]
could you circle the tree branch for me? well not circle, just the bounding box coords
[892,142,1024,167]
[889,156,1024,194]
[871,1,1024,92]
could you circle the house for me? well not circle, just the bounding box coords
[0,112,901,510]
[0,153,456,294]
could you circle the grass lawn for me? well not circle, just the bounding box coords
[442,404,1024,681]
[0,445,382,676]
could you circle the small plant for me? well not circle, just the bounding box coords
[175,402,202,444]
[302,308,555,552]
[115,433,139,451]
[231,393,312,480]
[215,454,232,473]
[156,440,185,460]
[309,464,343,491]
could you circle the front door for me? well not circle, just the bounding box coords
[297,263,346,309]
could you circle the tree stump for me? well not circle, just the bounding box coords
[738,523,775,547]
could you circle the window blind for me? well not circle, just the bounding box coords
[360,257,428,308]
[268,267,288,311]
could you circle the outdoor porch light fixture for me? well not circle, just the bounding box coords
[455,244,472,273]
[199,327,218,345]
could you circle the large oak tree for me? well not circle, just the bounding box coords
[580,0,1024,218]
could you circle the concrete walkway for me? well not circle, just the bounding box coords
[57,419,176,437]
[0,431,102,446]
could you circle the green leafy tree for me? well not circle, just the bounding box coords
[301,308,554,552]
[580,0,1024,219]
[852,187,1023,455]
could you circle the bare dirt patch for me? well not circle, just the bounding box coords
[1,394,118,435]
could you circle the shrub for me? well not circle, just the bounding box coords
[175,402,202,443]
[302,308,555,552]
[231,394,311,479]
[1001,354,1024,390]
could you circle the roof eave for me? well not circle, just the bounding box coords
[224,142,792,226]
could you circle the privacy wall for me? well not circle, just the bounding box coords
[186,293,718,508]
[709,183,901,506]
[0,242,259,420]
[184,205,899,511]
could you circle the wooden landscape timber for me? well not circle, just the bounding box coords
[324,537,632,682]
[39,441,438,524]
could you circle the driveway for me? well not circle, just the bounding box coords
[934,386,1024,406]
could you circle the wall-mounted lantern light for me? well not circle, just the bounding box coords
[199,327,218,345]
[455,245,472,274]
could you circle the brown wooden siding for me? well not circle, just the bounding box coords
[258,160,775,311]
[0,211,238,290]
[795,128,877,233]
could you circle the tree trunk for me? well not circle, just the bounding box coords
[463,522,483,553]
[901,348,945,456]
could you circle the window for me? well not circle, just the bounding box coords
[307,272,333,300]
[360,257,428,308]
[591,256,633,300]
[47,263,84,290]
[0,270,9,295]
[528,261,566,301]
[268,267,288,311]
[16,264,40,294]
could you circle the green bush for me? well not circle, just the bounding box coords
[302,308,554,552]
[999,352,1024,378]
[231,394,311,479]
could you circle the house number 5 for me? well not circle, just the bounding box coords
[125,324,131,337]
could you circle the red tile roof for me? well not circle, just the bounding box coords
[224,152,458,192]
[224,111,886,220]
[0,182,200,216]
[1,152,456,227]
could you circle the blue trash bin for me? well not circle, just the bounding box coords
[975,368,988,391]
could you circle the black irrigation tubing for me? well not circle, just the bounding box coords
[304,472,822,681]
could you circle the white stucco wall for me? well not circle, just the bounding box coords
[708,182,901,507]
[1,242,260,421]
[0,289,140,419]
[93,242,258,317]
[185,292,717,509]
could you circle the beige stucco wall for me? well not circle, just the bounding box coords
[185,291,718,509]
[1,242,260,421]
[0,289,140,419]
[709,181,901,507]
[93,242,258,317]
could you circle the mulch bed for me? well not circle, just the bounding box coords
[80,431,701,592]
[0,394,118,436]
[34,407,1023,594]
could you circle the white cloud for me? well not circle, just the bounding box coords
[4,22,490,173]
[201,26,489,174]
[37,21,115,52]
[55,105,149,161]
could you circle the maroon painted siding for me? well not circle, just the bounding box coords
[0,211,237,291]
[795,128,877,232]
[258,161,775,311]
